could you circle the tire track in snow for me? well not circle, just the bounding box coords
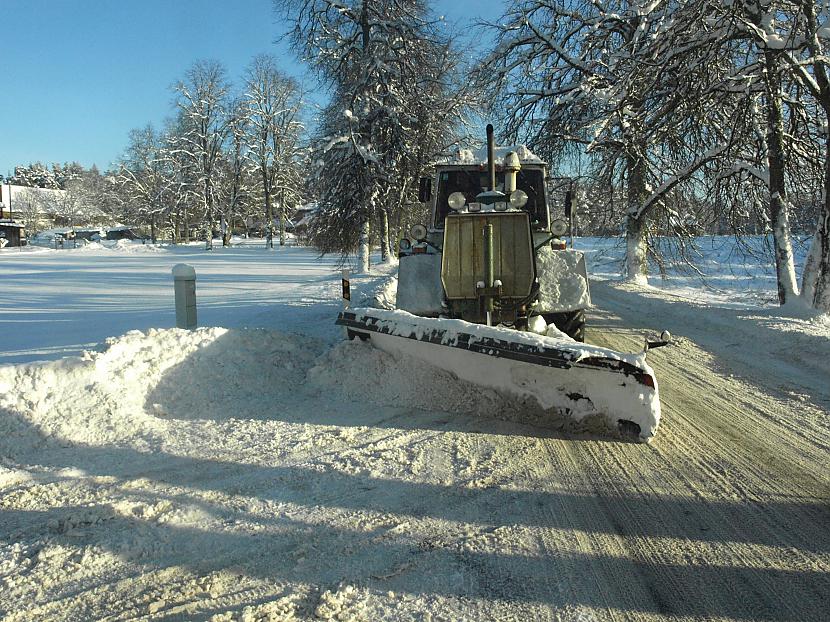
[575,290,830,620]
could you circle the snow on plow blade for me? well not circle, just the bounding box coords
[336,308,661,441]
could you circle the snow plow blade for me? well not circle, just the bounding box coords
[336,308,661,441]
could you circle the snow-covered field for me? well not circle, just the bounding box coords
[0,240,343,365]
[1,238,828,620]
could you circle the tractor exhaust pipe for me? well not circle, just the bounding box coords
[486,123,496,192]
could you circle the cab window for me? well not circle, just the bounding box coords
[434,168,548,229]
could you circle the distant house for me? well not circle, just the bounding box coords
[0,185,27,246]
[0,220,25,247]
[1,183,66,228]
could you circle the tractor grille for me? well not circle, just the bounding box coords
[441,212,535,300]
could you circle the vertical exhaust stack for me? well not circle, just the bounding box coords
[486,123,496,192]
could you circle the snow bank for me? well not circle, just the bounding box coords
[536,247,591,312]
[308,339,525,421]
[0,328,227,453]
[0,326,320,456]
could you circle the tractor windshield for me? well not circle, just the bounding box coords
[434,167,548,229]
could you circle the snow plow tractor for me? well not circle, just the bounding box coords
[336,125,663,441]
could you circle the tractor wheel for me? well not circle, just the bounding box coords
[543,309,586,342]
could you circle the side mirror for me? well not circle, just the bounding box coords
[418,177,432,203]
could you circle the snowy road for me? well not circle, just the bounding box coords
[567,281,830,619]
[1,245,828,620]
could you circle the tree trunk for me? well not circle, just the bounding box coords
[801,229,822,305]
[184,206,190,243]
[204,217,213,251]
[809,205,830,312]
[358,219,370,272]
[221,214,230,247]
[624,151,649,284]
[379,208,390,262]
[764,50,799,304]
[204,171,214,251]
[625,213,648,283]
[150,213,156,244]
[279,189,286,247]
[798,7,830,312]
[804,112,830,311]
[264,172,273,250]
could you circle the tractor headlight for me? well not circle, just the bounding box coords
[551,218,568,237]
[448,192,466,211]
[399,238,412,251]
[509,189,528,208]
[410,224,428,241]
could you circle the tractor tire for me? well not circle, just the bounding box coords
[543,309,586,342]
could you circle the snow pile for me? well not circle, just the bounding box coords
[308,339,524,421]
[0,327,320,456]
[536,247,592,312]
[352,272,398,310]
[0,328,228,454]
[109,239,164,252]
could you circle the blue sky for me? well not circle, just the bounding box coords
[1,0,502,177]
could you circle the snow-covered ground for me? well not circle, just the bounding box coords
[1,238,828,620]
[0,239,343,365]
[581,234,814,309]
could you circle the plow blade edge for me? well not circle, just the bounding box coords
[336,308,661,441]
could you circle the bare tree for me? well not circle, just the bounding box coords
[482,0,737,284]
[117,124,171,242]
[786,0,830,312]
[172,60,230,250]
[244,54,304,249]
[216,98,254,246]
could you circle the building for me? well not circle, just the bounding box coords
[0,220,25,247]
[0,184,28,246]
[0,183,67,232]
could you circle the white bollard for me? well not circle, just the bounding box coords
[172,264,197,329]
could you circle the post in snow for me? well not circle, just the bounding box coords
[172,264,198,330]
[342,269,351,309]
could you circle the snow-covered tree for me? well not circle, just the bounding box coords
[786,0,830,312]
[117,124,171,242]
[279,0,465,269]
[9,163,59,189]
[12,188,51,235]
[172,60,230,250]
[244,54,305,248]
[646,0,828,306]
[482,0,737,284]
[689,0,812,304]
[216,98,255,246]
